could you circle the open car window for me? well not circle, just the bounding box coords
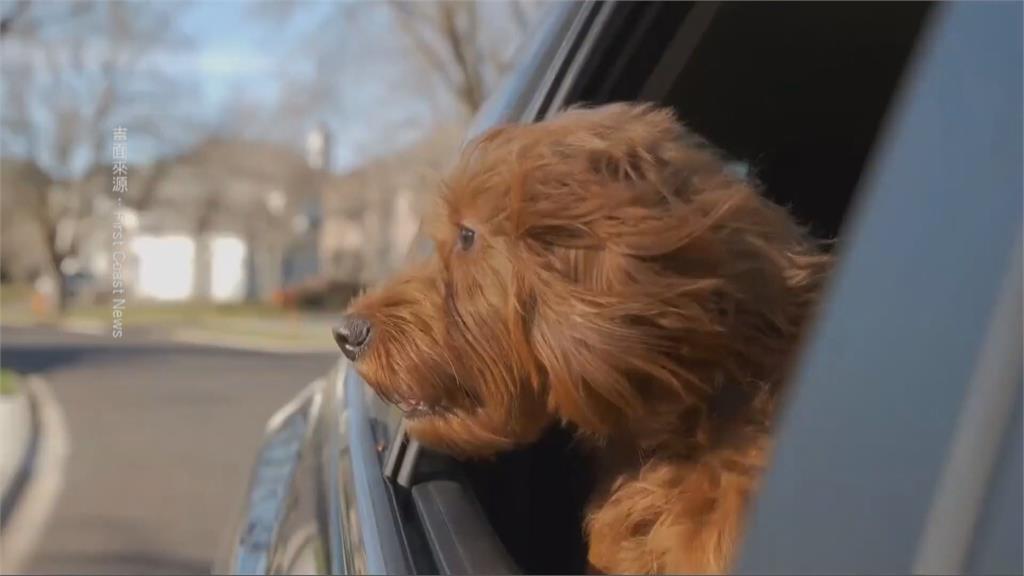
[571,1,933,238]
[384,2,1020,575]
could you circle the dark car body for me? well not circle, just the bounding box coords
[221,2,1022,574]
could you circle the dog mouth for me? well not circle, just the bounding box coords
[360,370,471,421]
[373,387,460,419]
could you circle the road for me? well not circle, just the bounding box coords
[0,325,337,574]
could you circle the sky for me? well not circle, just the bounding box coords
[1,1,543,177]
[173,0,461,173]
[177,1,332,117]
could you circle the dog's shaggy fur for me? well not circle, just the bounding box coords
[344,103,831,573]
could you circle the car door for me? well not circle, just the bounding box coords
[737,3,1022,573]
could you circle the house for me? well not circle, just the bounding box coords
[1,136,325,305]
[117,137,324,303]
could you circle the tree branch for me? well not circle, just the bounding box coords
[0,0,30,38]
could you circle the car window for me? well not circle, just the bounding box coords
[444,3,940,574]
[572,2,934,239]
[660,2,933,239]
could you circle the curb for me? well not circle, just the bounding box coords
[0,374,70,574]
[0,378,40,528]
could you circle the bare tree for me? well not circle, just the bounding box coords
[236,1,546,153]
[1,1,197,310]
[388,0,541,114]
[227,1,547,291]
[0,0,29,37]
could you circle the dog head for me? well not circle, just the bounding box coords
[339,103,827,457]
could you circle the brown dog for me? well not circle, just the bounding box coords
[337,103,830,574]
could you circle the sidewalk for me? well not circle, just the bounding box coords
[0,374,69,574]
[0,371,37,526]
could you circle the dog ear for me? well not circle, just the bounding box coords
[522,269,717,437]
[511,103,735,253]
[555,103,723,194]
[529,286,648,435]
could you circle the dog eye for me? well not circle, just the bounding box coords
[457,225,476,251]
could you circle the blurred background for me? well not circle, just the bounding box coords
[0,1,549,573]
[1,2,1021,575]
[1,0,549,335]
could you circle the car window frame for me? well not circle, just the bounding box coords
[384,1,788,572]
[373,2,1023,574]
[735,3,1022,572]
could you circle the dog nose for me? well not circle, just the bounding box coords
[333,315,372,361]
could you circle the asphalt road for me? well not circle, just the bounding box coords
[0,325,337,574]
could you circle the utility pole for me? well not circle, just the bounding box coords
[302,123,330,283]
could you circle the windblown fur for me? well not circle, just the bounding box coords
[345,103,830,573]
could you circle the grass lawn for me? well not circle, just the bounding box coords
[0,283,32,307]
[1,282,336,350]
[2,282,290,326]
[71,302,335,350]
[66,301,289,325]
[0,369,22,396]
[1,283,35,324]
